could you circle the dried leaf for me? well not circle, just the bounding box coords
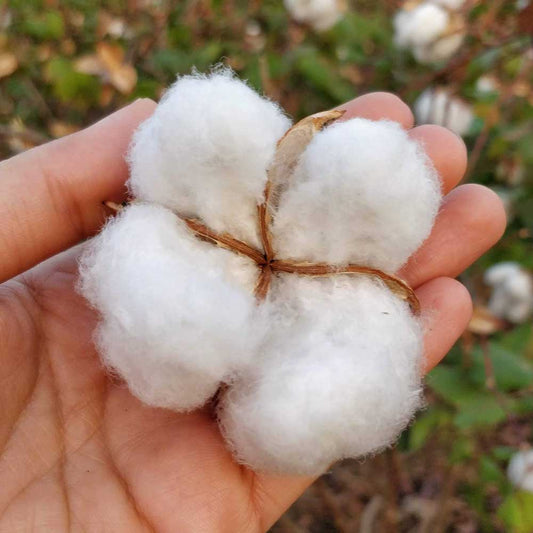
[48,120,79,138]
[97,42,137,94]
[0,51,17,78]
[74,54,104,76]
[468,306,506,336]
[74,43,137,95]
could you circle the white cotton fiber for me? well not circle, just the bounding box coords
[431,0,465,9]
[218,274,424,475]
[508,449,533,493]
[79,203,263,411]
[272,118,441,272]
[485,262,533,324]
[284,0,344,32]
[393,2,464,64]
[394,4,449,49]
[128,69,291,248]
[80,71,445,476]
[414,88,474,137]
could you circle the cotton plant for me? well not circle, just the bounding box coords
[414,87,474,137]
[284,0,346,32]
[484,262,533,324]
[394,0,467,64]
[79,69,443,475]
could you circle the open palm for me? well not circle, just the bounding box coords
[0,95,505,532]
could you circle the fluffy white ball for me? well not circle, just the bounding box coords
[431,0,466,9]
[394,2,464,64]
[508,450,533,493]
[79,203,263,411]
[394,3,449,49]
[414,88,474,137]
[272,118,441,272]
[128,69,291,248]
[80,72,444,475]
[485,262,533,324]
[284,0,344,32]
[219,274,424,475]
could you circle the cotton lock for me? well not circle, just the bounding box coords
[394,1,466,64]
[414,87,474,137]
[284,0,345,32]
[79,69,442,475]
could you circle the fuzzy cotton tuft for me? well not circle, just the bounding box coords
[129,69,291,248]
[272,118,441,272]
[485,262,533,324]
[79,70,444,475]
[507,449,533,493]
[284,0,345,32]
[218,275,424,475]
[414,87,474,137]
[79,203,263,411]
[393,2,465,64]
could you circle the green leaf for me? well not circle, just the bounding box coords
[470,344,533,392]
[498,492,533,533]
[453,392,507,429]
[22,10,65,40]
[408,407,451,451]
[45,58,100,107]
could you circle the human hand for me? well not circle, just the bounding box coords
[0,94,505,532]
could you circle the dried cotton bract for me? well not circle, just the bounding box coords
[393,1,466,64]
[284,0,345,32]
[79,70,442,475]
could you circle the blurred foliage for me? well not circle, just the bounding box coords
[1,0,533,531]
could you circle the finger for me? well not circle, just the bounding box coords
[336,92,415,129]
[399,184,507,288]
[408,125,467,194]
[417,277,472,372]
[256,276,473,529]
[0,98,156,283]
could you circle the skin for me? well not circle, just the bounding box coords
[0,94,505,532]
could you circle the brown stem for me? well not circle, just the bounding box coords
[184,218,266,265]
[254,265,272,301]
[271,260,421,314]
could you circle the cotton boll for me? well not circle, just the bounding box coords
[128,70,291,248]
[79,203,264,411]
[412,32,464,64]
[508,449,533,493]
[394,4,449,49]
[414,88,474,137]
[485,262,533,324]
[219,274,424,475]
[394,3,464,64]
[272,118,441,272]
[284,0,345,32]
[431,0,466,9]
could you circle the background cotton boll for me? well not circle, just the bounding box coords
[393,4,449,49]
[128,70,291,248]
[412,32,464,64]
[272,118,441,272]
[218,275,424,475]
[507,450,533,493]
[414,88,474,137]
[431,0,466,9]
[79,203,263,411]
[284,0,345,32]
[485,262,533,324]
